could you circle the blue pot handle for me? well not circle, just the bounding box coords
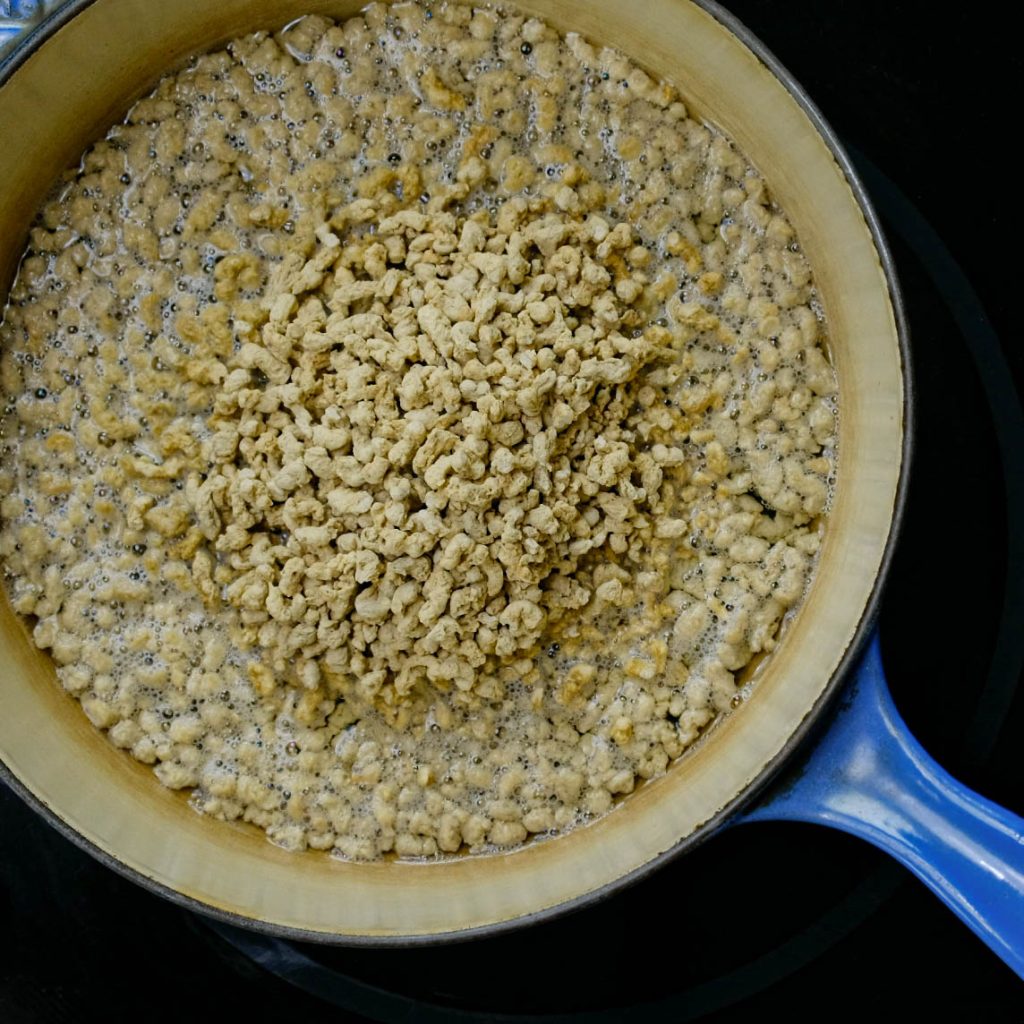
[738,632,1024,977]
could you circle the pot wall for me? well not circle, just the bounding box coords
[0,0,904,940]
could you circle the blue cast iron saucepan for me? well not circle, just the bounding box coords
[0,0,1020,977]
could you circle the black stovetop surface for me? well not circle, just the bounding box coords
[2,2,1022,1020]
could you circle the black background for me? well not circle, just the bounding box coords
[2,2,1022,1021]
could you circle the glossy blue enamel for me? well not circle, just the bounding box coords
[1,0,1020,971]
[741,633,1024,978]
[0,2,59,59]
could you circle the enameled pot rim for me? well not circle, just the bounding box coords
[0,0,913,946]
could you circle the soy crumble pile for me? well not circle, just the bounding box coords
[204,191,690,707]
[0,1,837,860]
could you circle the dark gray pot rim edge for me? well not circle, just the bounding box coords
[0,0,913,948]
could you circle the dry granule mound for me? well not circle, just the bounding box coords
[189,184,695,708]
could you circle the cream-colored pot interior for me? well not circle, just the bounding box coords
[0,0,903,940]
